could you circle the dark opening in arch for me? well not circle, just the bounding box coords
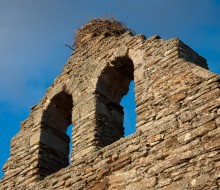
[39,91,73,177]
[96,56,136,147]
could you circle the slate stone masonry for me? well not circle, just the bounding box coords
[0,31,219,189]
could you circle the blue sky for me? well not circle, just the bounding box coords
[0,0,219,179]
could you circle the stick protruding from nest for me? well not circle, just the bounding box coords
[74,17,134,48]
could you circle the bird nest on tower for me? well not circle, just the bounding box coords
[74,17,134,48]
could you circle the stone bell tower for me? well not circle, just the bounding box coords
[1,18,220,190]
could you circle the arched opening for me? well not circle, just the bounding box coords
[39,91,73,177]
[96,56,136,147]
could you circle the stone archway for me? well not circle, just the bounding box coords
[39,91,73,177]
[95,56,135,147]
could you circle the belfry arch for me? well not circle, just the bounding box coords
[39,91,73,177]
[95,56,135,147]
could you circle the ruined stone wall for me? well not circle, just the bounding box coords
[0,32,220,190]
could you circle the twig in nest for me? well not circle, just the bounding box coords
[65,44,75,50]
